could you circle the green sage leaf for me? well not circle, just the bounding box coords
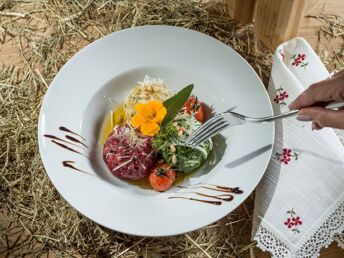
[162,84,193,124]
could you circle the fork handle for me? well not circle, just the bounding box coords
[257,101,344,123]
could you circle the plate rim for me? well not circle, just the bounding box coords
[37,25,275,237]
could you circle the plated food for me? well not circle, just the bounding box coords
[102,76,213,191]
[38,26,273,236]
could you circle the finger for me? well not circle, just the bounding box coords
[331,69,344,78]
[298,107,344,129]
[288,79,337,110]
[312,121,322,130]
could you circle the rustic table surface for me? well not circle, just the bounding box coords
[0,1,343,257]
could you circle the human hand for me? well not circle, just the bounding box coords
[288,69,344,130]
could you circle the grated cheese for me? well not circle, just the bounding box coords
[137,75,164,86]
[123,75,173,119]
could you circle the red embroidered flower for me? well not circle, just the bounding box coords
[281,156,291,164]
[274,87,289,106]
[283,148,292,157]
[275,148,300,164]
[292,59,301,66]
[284,218,294,228]
[297,54,306,61]
[284,208,302,233]
[280,91,289,99]
[274,95,280,104]
[291,53,308,68]
[292,216,302,226]
[279,50,285,60]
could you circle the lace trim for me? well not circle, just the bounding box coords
[334,234,344,249]
[254,226,291,257]
[254,199,344,258]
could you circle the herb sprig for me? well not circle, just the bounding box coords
[162,84,193,124]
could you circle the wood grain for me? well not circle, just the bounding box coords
[1,45,344,256]
[298,0,344,49]
[1,2,343,256]
[254,0,306,49]
[226,0,256,24]
[229,0,344,49]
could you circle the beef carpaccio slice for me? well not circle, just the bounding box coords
[102,125,157,180]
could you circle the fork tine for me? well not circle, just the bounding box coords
[189,118,227,144]
[188,119,229,145]
[195,115,224,134]
[186,116,225,144]
[190,122,229,146]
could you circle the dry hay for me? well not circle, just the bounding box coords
[0,0,343,257]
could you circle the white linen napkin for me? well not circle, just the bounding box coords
[252,37,344,258]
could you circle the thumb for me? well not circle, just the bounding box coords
[298,107,344,129]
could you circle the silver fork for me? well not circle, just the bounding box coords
[185,101,344,147]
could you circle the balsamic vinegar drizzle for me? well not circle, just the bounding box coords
[208,184,244,194]
[50,140,90,159]
[65,135,88,148]
[45,128,99,179]
[62,161,99,178]
[44,134,85,150]
[175,191,233,201]
[44,127,89,159]
[177,184,243,194]
[168,197,221,206]
[51,140,86,156]
[170,184,244,205]
[193,192,234,202]
[59,126,86,141]
[62,161,88,174]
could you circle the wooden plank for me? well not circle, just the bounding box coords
[226,0,256,24]
[226,0,236,16]
[298,0,344,49]
[254,0,306,49]
[253,0,343,49]
[320,243,344,258]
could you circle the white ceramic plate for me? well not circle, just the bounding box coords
[38,25,274,237]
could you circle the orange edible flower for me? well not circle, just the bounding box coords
[131,101,167,136]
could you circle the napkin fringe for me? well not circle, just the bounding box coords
[254,225,291,257]
[254,197,344,258]
[334,234,344,249]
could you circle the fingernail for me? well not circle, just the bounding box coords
[312,122,322,130]
[296,115,312,121]
[313,121,322,130]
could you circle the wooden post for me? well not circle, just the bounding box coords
[254,0,306,49]
[298,0,344,49]
[226,0,256,24]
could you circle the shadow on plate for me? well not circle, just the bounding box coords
[174,134,227,188]
[225,144,272,169]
